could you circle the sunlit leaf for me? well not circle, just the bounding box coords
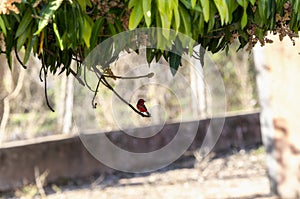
[157,0,172,38]
[213,0,229,25]
[178,5,191,36]
[0,16,7,36]
[77,0,92,11]
[83,15,93,48]
[53,16,64,50]
[34,0,63,35]
[128,0,138,8]
[200,0,210,22]
[143,0,152,27]
[191,0,197,8]
[241,7,248,29]
[129,0,143,30]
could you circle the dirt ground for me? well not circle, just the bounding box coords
[4,147,278,199]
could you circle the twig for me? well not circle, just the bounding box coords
[72,56,83,63]
[201,32,225,39]
[69,68,85,86]
[102,72,154,79]
[39,66,43,82]
[14,48,27,69]
[83,63,97,92]
[34,167,49,199]
[91,66,150,117]
[92,77,101,108]
[41,61,55,112]
[43,47,56,57]
[98,72,150,118]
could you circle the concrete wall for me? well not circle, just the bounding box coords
[0,112,261,192]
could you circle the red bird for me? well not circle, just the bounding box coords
[136,99,151,116]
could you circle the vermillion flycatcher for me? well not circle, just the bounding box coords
[136,99,151,117]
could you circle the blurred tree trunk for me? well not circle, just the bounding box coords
[0,56,25,143]
[254,36,300,198]
[232,51,254,110]
[0,55,7,124]
[189,56,207,119]
[57,63,75,134]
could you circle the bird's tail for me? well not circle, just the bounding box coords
[146,111,151,117]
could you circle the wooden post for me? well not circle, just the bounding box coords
[254,36,300,198]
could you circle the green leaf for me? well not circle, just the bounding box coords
[241,7,248,29]
[17,22,32,51]
[173,5,180,32]
[90,17,105,49]
[200,0,210,22]
[179,0,191,9]
[143,0,152,27]
[213,0,229,25]
[169,51,181,76]
[34,0,63,35]
[178,5,191,36]
[249,0,256,5]
[227,0,238,23]
[199,14,205,34]
[24,36,37,64]
[158,0,173,38]
[108,22,117,35]
[207,3,216,32]
[257,0,267,22]
[15,8,32,38]
[155,50,163,62]
[191,0,197,8]
[157,29,167,51]
[128,0,143,30]
[237,0,249,29]
[128,0,138,8]
[83,15,93,48]
[4,28,13,69]
[77,0,92,11]
[53,20,64,50]
[146,48,155,66]
[171,0,180,32]
[0,16,7,36]
[7,53,12,70]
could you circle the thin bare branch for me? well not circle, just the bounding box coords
[14,48,27,69]
[92,77,101,108]
[102,72,154,80]
[41,61,55,112]
[97,71,150,118]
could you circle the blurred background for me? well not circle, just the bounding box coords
[0,43,259,143]
[0,42,268,199]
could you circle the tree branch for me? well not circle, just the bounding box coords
[102,72,154,80]
[14,48,27,69]
[41,60,55,112]
[91,66,151,117]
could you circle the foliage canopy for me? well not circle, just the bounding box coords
[0,0,299,74]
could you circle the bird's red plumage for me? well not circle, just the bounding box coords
[137,99,147,112]
[137,103,147,112]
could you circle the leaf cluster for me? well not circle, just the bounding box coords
[0,0,128,74]
[0,0,299,78]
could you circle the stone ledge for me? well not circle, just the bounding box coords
[0,112,261,192]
